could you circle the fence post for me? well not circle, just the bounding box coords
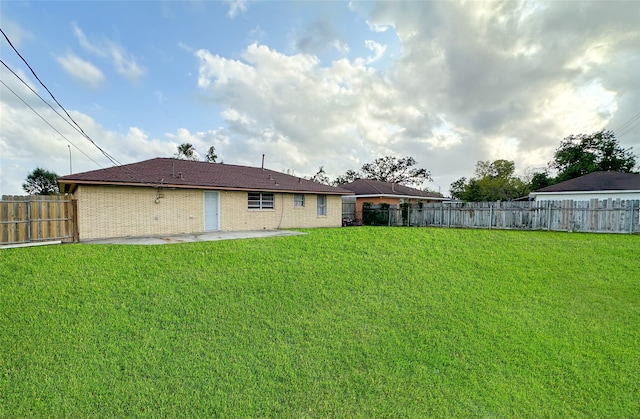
[26,198,31,242]
[630,201,635,234]
[72,199,79,242]
[489,204,493,230]
[547,201,552,231]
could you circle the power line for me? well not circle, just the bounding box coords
[0,28,148,185]
[1,27,124,167]
[1,58,101,150]
[0,78,105,168]
[611,110,640,140]
[613,110,640,133]
[617,120,640,139]
[0,58,143,182]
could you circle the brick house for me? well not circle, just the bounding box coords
[340,179,447,215]
[58,158,352,241]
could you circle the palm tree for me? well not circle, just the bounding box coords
[175,143,198,160]
[205,146,218,163]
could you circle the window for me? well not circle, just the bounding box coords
[248,192,274,210]
[317,194,327,216]
[294,194,305,208]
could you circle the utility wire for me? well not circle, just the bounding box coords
[1,28,148,184]
[613,111,640,139]
[616,120,640,139]
[0,59,141,182]
[613,110,640,133]
[1,27,124,167]
[1,58,100,150]
[0,78,105,168]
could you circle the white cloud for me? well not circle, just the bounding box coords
[3,1,638,197]
[71,22,104,56]
[195,42,425,177]
[227,0,248,18]
[364,40,386,63]
[109,46,146,81]
[292,17,349,55]
[164,127,231,161]
[71,22,146,82]
[247,26,266,43]
[178,42,194,53]
[0,19,33,47]
[0,67,171,195]
[191,1,639,195]
[56,53,105,88]
[154,90,166,103]
[366,20,391,33]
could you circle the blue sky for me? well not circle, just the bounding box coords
[1,0,639,196]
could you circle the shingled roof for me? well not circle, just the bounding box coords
[340,179,445,200]
[58,158,353,195]
[533,171,640,193]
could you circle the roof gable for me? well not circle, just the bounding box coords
[58,158,352,195]
[534,171,640,193]
[341,179,444,199]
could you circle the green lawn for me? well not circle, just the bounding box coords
[1,227,638,417]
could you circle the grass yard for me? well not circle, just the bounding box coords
[1,227,638,417]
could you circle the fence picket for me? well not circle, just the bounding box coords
[1,195,78,245]
[349,199,640,234]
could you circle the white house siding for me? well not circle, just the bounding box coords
[74,186,343,240]
[531,191,640,202]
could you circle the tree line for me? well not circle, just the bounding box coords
[450,130,637,201]
[20,130,637,199]
[306,156,433,189]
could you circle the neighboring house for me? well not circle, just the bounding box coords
[58,158,353,241]
[340,179,447,215]
[529,171,640,201]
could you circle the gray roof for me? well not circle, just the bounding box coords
[534,171,640,193]
[58,158,353,195]
[340,179,445,199]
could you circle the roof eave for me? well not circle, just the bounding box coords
[530,189,640,196]
[58,180,353,195]
[354,193,447,200]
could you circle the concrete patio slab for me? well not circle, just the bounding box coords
[80,230,305,245]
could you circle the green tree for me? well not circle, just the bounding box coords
[333,169,360,185]
[450,177,477,201]
[22,167,59,195]
[175,143,198,160]
[552,130,637,182]
[306,166,331,185]
[335,156,432,187]
[530,171,554,190]
[361,156,432,186]
[450,160,529,201]
[205,146,218,163]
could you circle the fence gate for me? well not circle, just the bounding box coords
[1,195,78,246]
[342,197,356,224]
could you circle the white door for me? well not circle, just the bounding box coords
[204,191,219,231]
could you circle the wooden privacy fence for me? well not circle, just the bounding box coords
[1,195,78,245]
[359,199,640,234]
